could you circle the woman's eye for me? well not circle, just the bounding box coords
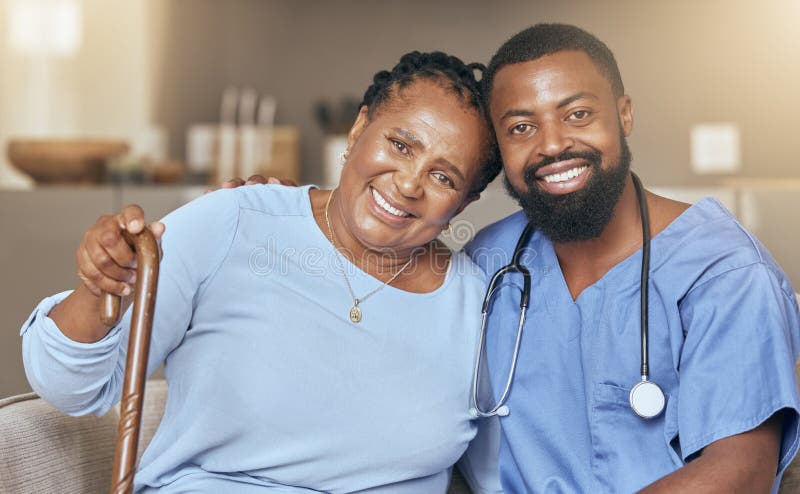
[391,139,409,155]
[510,123,532,135]
[432,172,454,187]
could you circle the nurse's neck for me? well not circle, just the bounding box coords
[553,175,689,301]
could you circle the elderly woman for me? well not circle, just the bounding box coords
[20,52,503,493]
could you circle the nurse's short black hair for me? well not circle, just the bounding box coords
[360,51,501,195]
[484,24,625,104]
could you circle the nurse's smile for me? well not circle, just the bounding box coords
[533,159,592,195]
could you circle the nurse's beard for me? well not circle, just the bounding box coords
[504,135,632,243]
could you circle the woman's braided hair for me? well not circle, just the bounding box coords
[359,51,502,195]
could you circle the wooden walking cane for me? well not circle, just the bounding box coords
[100,227,160,494]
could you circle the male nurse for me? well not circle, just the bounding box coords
[466,23,800,493]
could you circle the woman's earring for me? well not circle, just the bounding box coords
[339,150,349,165]
[442,223,452,236]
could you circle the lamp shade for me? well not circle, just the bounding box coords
[8,0,82,57]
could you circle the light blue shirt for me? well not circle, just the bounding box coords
[466,198,800,493]
[21,185,501,493]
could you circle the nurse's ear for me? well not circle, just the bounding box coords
[617,95,633,137]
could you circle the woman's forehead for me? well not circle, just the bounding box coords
[378,78,473,115]
[384,89,486,144]
[378,80,484,129]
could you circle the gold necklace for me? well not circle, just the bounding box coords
[324,189,416,323]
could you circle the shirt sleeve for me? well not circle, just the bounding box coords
[456,415,503,493]
[676,262,800,474]
[456,337,503,494]
[20,189,241,416]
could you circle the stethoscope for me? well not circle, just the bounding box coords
[469,172,666,420]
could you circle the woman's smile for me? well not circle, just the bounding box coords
[370,186,414,220]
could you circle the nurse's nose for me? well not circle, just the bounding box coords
[535,121,574,159]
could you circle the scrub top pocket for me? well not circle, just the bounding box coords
[590,383,678,493]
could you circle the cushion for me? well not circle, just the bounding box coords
[0,380,167,494]
[0,393,119,493]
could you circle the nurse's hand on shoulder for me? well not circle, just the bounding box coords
[76,205,165,299]
[205,175,298,194]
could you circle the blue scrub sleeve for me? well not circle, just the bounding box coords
[21,190,241,416]
[676,262,800,473]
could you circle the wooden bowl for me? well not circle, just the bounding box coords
[7,139,130,183]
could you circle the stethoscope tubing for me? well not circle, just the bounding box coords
[470,224,534,418]
[632,172,652,381]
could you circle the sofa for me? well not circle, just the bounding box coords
[1,377,798,493]
[0,380,473,493]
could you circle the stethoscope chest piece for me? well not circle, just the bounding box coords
[629,379,665,419]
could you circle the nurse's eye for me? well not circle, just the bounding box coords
[566,110,592,122]
[390,139,410,156]
[431,171,455,188]
[510,123,534,135]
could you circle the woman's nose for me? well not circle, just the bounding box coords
[393,169,423,198]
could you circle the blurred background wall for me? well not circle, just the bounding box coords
[1,0,799,397]
[3,0,798,185]
[149,0,800,185]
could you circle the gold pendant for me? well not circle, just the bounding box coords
[349,305,362,323]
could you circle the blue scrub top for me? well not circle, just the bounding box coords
[465,198,800,493]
